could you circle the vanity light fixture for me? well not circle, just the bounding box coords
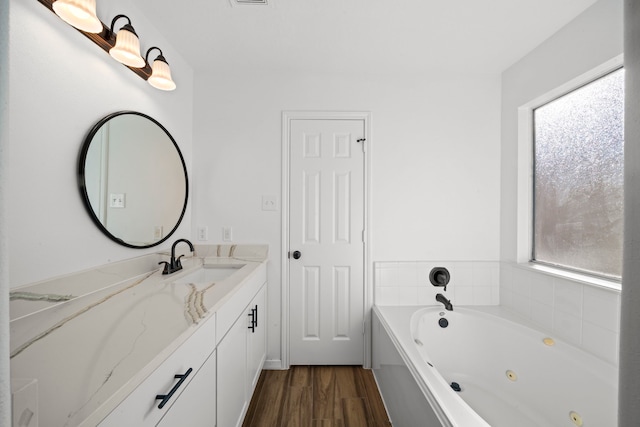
[52,0,102,33]
[108,15,145,68]
[38,0,176,91]
[145,47,177,91]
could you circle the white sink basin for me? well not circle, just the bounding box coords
[172,265,244,285]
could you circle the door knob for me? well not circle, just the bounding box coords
[292,250,301,260]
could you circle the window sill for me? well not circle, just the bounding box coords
[515,262,621,292]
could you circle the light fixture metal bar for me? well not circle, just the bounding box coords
[37,0,152,81]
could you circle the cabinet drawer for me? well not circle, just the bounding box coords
[99,314,217,427]
[156,350,216,427]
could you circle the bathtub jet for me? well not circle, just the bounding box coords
[435,293,453,311]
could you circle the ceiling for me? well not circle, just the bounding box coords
[133,0,599,75]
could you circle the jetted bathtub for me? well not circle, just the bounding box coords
[372,305,618,427]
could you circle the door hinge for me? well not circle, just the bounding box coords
[362,229,366,244]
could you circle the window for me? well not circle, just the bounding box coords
[532,68,624,279]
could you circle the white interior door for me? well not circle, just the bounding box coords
[289,118,365,365]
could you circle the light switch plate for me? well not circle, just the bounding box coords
[109,193,125,208]
[262,195,278,211]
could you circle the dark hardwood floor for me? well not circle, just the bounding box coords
[242,366,392,427]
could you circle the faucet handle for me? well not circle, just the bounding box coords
[429,267,450,292]
[158,261,170,275]
[176,254,185,269]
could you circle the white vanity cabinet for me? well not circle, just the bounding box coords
[98,314,217,427]
[97,262,268,427]
[217,283,267,427]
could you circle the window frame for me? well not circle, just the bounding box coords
[516,55,624,290]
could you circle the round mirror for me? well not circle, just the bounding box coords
[78,111,188,248]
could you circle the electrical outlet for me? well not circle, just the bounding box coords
[12,379,38,427]
[153,226,163,240]
[197,226,208,241]
[223,227,233,242]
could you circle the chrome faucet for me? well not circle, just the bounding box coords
[436,293,453,311]
[159,238,195,275]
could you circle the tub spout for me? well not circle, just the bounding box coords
[436,293,453,311]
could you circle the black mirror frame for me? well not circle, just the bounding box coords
[77,111,189,249]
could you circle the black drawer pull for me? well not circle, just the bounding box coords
[254,305,258,328]
[156,368,193,409]
[248,308,256,333]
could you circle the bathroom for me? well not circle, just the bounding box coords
[1,0,639,425]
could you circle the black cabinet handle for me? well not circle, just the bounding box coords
[247,305,260,333]
[248,308,256,333]
[253,305,258,328]
[156,368,193,409]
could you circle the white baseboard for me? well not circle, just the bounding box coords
[263,359,285,370]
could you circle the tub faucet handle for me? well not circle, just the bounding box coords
[429,267,451,291]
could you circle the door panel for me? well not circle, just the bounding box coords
[303,266,321,339]
[289,119,365,365]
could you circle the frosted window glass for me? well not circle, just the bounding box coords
[533,68,624,278]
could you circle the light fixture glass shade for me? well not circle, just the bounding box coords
[148,58,176,91]
[109,26,145,68]
[52,0,102,33]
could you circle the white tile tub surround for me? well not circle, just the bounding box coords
[500,263,621,364]
[374,261,500,307]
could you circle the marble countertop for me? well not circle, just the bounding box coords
[10,244,268,427]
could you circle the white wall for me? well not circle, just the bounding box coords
[192,70,501,364]
[500,0,623,363]
[8,0,194,288]
[620,0,640,423]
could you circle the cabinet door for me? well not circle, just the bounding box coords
[247,285,267,394]
[156,350,216,427]
[217,313,248,427]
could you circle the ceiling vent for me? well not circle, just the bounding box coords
[230,0,269,6]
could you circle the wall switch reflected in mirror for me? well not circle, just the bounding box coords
[109,193,126,208]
